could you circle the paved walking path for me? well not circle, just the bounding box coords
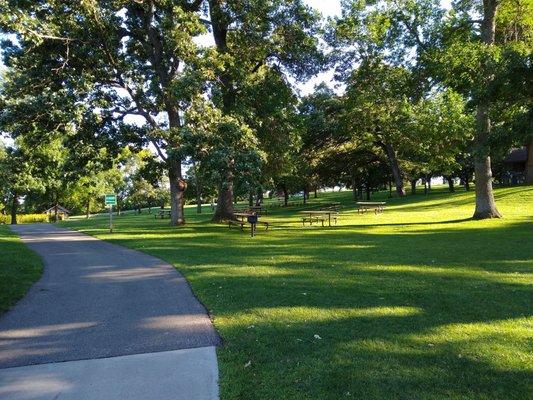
[0,224,221,399]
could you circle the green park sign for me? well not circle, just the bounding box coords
[104,194,117,206]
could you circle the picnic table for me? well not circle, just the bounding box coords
[230,212,269,237]
[299,210,339,227]
[233,212,253,222]
[356,202,386,214]
[155,209,171,219]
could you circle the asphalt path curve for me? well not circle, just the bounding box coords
[0,224,221,400]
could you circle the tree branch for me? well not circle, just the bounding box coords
[150,139,167,161]
[182,0,204,12]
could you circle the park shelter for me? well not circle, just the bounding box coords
[504,148,527,173]
[44,205,70,220]
[502,146,533,185]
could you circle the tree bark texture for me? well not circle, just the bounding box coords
[256,187,263,206]
[213,178,235,221]
[283,185,289,206]
[10,193,18,225]
[447,176,455,193]
[85,199,91,219]
[168,158,186,225]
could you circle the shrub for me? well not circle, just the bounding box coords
[0,214,50,224]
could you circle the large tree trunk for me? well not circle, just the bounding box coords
[195,171,203,214]
[213,178,234,221]
[168,156,186,225]
[462,169,471,191]
[85,199,91,219]
[383,142,406,196]
[248,191,254,207]
[10,193,18,225]
[473,0,502,219]
[411,179,417,195]
[255,187,263,206]
[283,185,289,206]
[196,190,202,214]
[447,176,455,193]
[473,145,501,218]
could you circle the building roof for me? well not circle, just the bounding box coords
[504,148,527,164]
[45,205,70,214]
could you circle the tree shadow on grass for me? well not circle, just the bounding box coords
[217,303,532,399]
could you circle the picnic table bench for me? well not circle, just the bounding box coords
[301,214,326,227]
[155,209,171,219]
[356,202,386,214]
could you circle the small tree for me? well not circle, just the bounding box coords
[0,139,44,224]
[181,99,264,221]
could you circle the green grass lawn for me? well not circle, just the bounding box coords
[61,186,532,399]
[0,225,43,315]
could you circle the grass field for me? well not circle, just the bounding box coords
[0,225,43,315]
[60,186,533,399]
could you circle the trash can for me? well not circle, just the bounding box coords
[247,214,258,237]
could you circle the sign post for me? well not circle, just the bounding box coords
[104,194,117,233]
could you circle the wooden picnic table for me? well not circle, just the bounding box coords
[231,212,269,236]
[234,212,253,221]
[299,210,339,227]
[356,202,386,214]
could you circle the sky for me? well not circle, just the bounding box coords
[305,0,343,17]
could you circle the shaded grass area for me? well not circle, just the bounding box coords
[63,186,533,399]
[0,225,43,315]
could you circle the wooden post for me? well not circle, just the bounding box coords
[109,205,113,233]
